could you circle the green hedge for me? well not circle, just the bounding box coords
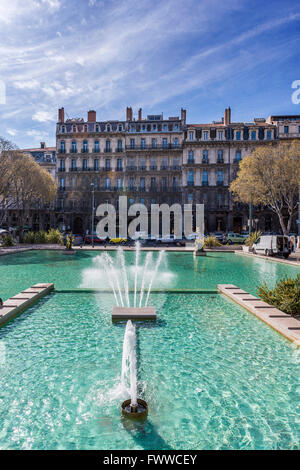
[23,229,63,245]
[257,274,300,317]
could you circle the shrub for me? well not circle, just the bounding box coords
[23,231,35,244]
[245,230,262,247]
[257,274,300,317]
[65,234,74,250]
[46,228,63,245]
[203,235,222,248]
[34,230,48,244]
[2,233,14,246]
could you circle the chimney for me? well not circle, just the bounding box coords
[58,107,65,123]
[224,107,231,125]
[126,106,133,121]
[138,108,142,120]
[181,108,186,124]
[40,142,45,149]
[87,110,96,122]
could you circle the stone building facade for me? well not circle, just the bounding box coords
[55,106,300,235]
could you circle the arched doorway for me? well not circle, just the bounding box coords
[73,217,83,234]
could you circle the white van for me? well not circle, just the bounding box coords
[252,235,290,258]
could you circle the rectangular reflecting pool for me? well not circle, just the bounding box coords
[0,251,299,449]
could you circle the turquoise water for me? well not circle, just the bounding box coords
[0,250,299,300]
[0,251,299,449]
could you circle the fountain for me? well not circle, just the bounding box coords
[101,243,164,320]
[120,320,148,419]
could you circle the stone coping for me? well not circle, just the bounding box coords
[235,250,300,267]
[218,284,300,346]
[112,306,156,321]
[0,283,54,327]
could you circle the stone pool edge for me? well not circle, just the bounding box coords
[218,284,300,347]
[0,283,54,327]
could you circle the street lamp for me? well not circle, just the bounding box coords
[91,183,95,248]
[254,217,259,232]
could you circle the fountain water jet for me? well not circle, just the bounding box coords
[121,320,148,419]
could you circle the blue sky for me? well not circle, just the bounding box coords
[0,0,300,148]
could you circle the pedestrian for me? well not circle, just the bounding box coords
[0,298,3,306]
[290,235,296,253]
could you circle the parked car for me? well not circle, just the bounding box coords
[84,234,106,245]
[186,232,201,241]
[225,232,247,244]
[109,237,127,245]
[211,232,226,244]
[252,235,290,258]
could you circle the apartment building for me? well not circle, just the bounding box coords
[55,106,300,235]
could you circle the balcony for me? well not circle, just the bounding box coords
[70,167,78,172]
[59,148,66,154]
[217,180,224,186]
[202,159,209,164]
[116,147,124,152]
[172,165,181,171]
[115,167,123,172]
[160,165,169,170]
[81,148,89,153]
[233,158,242,164]
[126,166,137,171]
[58,168,65,172]
[104,148,112,153]
[187,181,194,187]
[138,166,147,171]
[93,148,100,153]
[202,181,209,186]
[187,159,195,165]
[217,158,224,164]
[149,165,157,171]
[70,149,77,154]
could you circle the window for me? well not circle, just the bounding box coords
[105,140,111,151]
[83,140,88,152]
[202,171,208,186]
[188,131,194,141]
[60,177,65,189]
[173,176,178,188]
[94,159,99,171]
[107,125,111,132]
[266,130,272,140]
[151,177,156,188]
[105,159,111,170]
[73,125,76,132]
[129,157,135,168]
[187,193,193,202]
[284,126,289,134]
[129,198,134,205]
[60,141,65,152]
[140,198,145,204]
[235,150,241,162]
[62,126,65,134]
[95,125,99,132]
[187,170,194,186]
[217,193,223,207]
[59,159,65,171]
[140,177,145,189]
[217,170,223,185]
[82,158,88,170]
[218,131,223,140]
[162,177,167,189]
[141,138,146,149]
[174,137,179,148]
[117,178,122,189]
[84,125,87,132]
[139,157,146,169]
[130,138,135,149]
[72,140,77,153]
[217,150,223,162]
[188,150,194,163]
[150,157,157,169]
[251,131,256,140]
[173,157,179,169]
[203,131,208,141]
[116,158,122,170]
[152,138,157,148]
[298,126,300,133]
[71,159,76,170]
[161,157,168,169]
[202,150,208,163]
[162,138,167,148]
[105,178,110,189]
[129,177,135,189]
[94,140,99,152]
[236,131,241,141]
[117,139,123,151]
[118,124,123,132]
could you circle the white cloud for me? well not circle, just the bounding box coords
[41,0,61,12]
[32,110,55,122]
[13,80,40,90]
[6,128,17,136]
[89,0,96,6]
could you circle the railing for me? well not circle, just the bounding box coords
[70,149,77,153]
[202,181,209,186]
[125,144,182,150]
[58,149,66,154]
[187,181,194,187]
[217,181,224,186]
[126,166,137,171]
[202,159,209,164]
[81,148,89,153]
[116,147,124,152]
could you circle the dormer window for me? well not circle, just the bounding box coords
[107,124,111,132]
[188,131,194,141]
[84,125,87,132]
[203,131,208,141]
[62,126,65,133]
[96,125,99,132]
[118,124,122,131]
[236,131,241,140]
[73,126,76,132]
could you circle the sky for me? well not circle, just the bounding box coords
[0,0,300,148]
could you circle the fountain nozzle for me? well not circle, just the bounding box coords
[121,398,148,420]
